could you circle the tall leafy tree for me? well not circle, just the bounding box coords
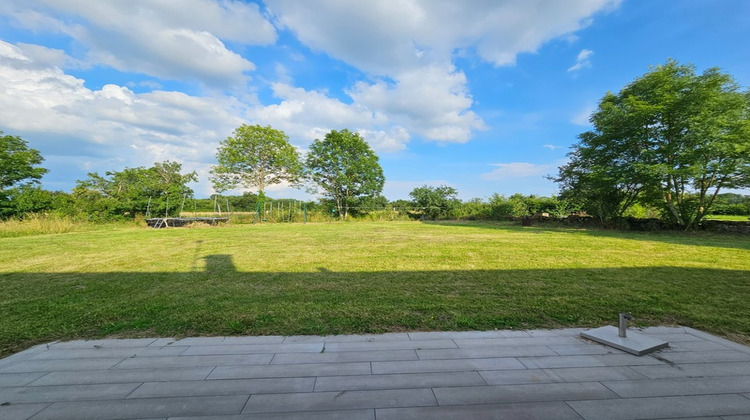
[556,60,750,228]
[74,161,197,219]
[210,124,302,198]
[0,132,49,217]
[305,129,385,219]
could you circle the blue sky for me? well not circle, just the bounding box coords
[0,0,748,200]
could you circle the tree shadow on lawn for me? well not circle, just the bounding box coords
[427,220,750,251]
[1,254,748,357]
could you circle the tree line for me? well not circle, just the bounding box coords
[1,59,748,227]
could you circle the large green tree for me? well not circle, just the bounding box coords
[210,124,302,198]
[556,60,750,228]
[0,132,49,217]
[305,129,385,219]
[74,161,197,219]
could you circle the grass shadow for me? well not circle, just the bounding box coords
[2,254,748,357]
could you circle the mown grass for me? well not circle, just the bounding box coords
[1,220,748,357]
[704,214,750,221]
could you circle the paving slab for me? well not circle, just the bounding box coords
[406,330,529,340]
[433,381,618,405]
[455,335,584,348]
[518,353,663,369]
[27,346,188,360]
[30,395,249,420]
[0,357,124,373]
[313,371,486,391]
[44,338,159,349]
[0,402,50,420]
[1,327,750,418]
[171,409,375,419]
[270,349,418,364]
[548,343,623,355]
[112,353,273,369]
[602,376,750,398]
[653,349,750,364]
[0,344,48,370]
[630,361,750,379]
[283,333,409,343]
[207,361,372,379]
[376,401,583,420]
[180,342,323,355]
[127,377,315,398]
[478,366,647,385]
[323,339,457,352]
[0,382,140,403]
[28,367,214,386]
[372,357,525,374]
[242,388,437,413]
[416,345,557,359]
[567,394,750,420]
[0,371,47,387]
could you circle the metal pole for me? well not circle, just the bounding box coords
[618,313,631,338]
[180,194,187,217]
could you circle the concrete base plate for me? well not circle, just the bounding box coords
[581,326,669,356]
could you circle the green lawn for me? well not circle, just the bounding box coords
[1,220,749,357]
[704,214,750,221]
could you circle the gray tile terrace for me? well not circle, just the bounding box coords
[1,327,750,419]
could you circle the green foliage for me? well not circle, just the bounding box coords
[3,186,74,217]
[73,161,197,220]
[0,132,49,218]
[0,132,48,191]
[210,124,302,196]
[305,129,385,219]
[454,198,491,220]
[486,194,576,218]
[409,185,460,220]
[555,60,750,228]
[707,193,750,215]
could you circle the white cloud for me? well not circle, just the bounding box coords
[567,48,594,72]
[266,0,618,144]
[249,83,409,152]
[543,144,562,150]
[0,40,247,193]
[348,65,485,143]
[268,0,618,71]
[481,162,557,180]
[1,0,276,85]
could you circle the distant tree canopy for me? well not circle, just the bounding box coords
[555,60,750,228]
[210,124,302,199]
[74,161,197,219]
[409,185,460,220]
[305,129,385,219]
[0,132,49,217]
